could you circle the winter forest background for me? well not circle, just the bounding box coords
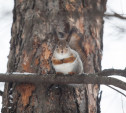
[0,0,126,113]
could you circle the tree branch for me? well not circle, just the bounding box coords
[106,85,126,98]
[0,69,126,90]
[104,13,126,20]
[98,69,126,77]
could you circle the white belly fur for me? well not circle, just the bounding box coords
[53,49,83,74]
[53,58,77,74]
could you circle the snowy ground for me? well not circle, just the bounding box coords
[0,0,126,113]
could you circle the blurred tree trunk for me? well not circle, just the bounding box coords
[2,0,106,113]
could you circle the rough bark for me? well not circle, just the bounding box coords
[2,0,107,113]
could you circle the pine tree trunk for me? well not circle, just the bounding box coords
[2,0,107,113]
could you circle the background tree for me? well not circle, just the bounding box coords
[2,0,107,113]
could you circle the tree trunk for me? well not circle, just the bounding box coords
[2,0,106,113]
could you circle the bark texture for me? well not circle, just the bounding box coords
[2,0,107,113]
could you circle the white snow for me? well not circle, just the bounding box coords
[11,72,35,75]
[101,0,126,113]
[0,0,14,111]
[0,0,126,113]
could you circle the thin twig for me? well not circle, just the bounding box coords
[104,13,126,20]
[107,85,126,98]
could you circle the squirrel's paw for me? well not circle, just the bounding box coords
[68,72,75,75]
[56,72,64,75]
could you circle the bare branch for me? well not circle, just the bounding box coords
[91,9,126,20]
[0,69,126,90]
[98,69,126,77]
[104,13,126,20]
[107,85,126,98]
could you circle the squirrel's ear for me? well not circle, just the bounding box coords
[66,27,77,42]
[53,29,59,42]
[64,34,69,40]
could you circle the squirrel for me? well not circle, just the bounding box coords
[51,29,84,75]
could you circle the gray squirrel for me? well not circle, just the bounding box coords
[51,29,84,75]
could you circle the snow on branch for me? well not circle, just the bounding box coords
[0,69,126,90]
